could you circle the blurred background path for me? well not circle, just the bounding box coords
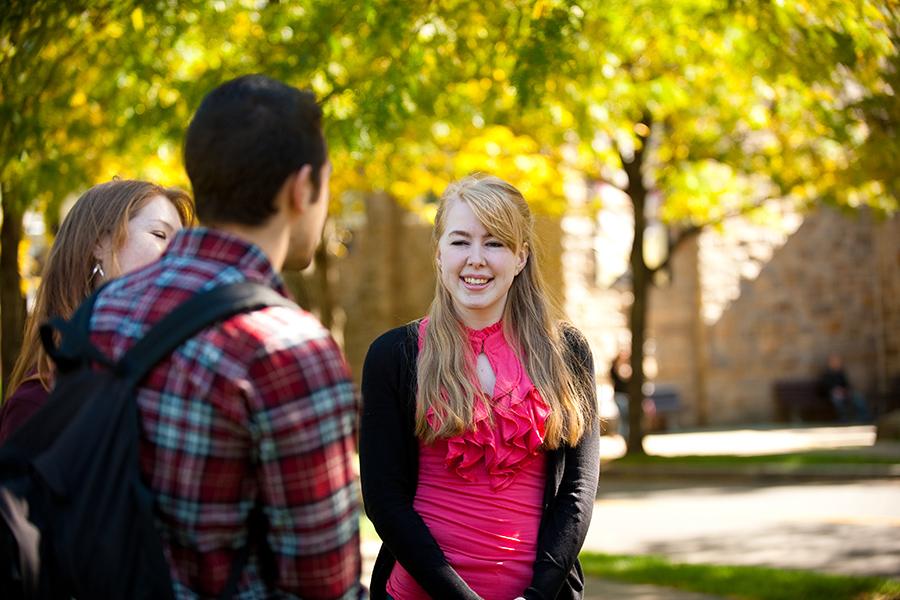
[581,424,900,598]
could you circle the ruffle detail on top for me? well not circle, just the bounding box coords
[419,318,550,491]
[465,319,504,343]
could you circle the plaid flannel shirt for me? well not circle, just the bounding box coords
[90,228,363,600]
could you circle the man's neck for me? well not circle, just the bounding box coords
[204,221,289,272]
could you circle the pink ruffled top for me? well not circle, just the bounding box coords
[422,318,551,491]
[386,319,549,600]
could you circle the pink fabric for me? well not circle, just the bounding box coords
[387,319,549,599]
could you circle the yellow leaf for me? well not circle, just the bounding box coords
[88,104,102,126]
[70,91,87,107]
[131,8,144,31]
[159,87,179,107]
[748,105,768,128]
[106,22,124,39]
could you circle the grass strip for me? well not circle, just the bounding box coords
[580,552,900,600]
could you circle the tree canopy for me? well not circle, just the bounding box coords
[3,1,895,213]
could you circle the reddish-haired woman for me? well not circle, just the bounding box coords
[0,179,193,441]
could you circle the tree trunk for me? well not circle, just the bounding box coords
[622,118,652,455]
[387,193,404,323]
[1,187,26,398]
[314,236,334,331]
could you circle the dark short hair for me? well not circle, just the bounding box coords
[184,74,326,226]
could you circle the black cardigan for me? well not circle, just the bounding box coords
[360,322,600,600]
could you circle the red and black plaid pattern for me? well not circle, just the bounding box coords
[90,228,363,599]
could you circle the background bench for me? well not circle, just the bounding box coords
[646,385,682,431]
[773,379,836,423]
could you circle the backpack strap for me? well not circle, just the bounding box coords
[117,281,296,387]
[218,504,273,599]
[40,282,115,373]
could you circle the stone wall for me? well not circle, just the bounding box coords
[649,236,706,424]
[337,193,436,381]
[650,208,900,425]
[877,215,900,390]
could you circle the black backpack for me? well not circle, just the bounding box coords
[0,281,294,599]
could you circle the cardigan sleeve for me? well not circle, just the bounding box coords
[359,326,482,600]
[524,324,601,599]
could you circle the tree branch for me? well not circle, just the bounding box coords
[648,197,771,276]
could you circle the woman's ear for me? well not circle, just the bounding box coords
[94,235,112,263]
[516,242,529,274]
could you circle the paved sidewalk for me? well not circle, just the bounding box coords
[585,424,900,584]
[582,424,900,597]
[585,478,900,579]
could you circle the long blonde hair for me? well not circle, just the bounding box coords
[5,180,193,399]
[415,174,594,448]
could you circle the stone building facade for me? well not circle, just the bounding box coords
[664,208,900,425]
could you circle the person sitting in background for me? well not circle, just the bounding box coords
[820,353,872,423]
[0,179,193,441]
[610,349,632,440]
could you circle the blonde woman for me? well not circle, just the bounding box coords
[0,180,192,440]
[360,175,599,600]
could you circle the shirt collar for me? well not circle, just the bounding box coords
[465,320,504,353]
[164,227,288,295]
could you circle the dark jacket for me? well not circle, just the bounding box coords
[360,322,600,600]
[0,376,49,443]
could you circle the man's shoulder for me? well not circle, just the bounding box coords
[227,304,335,356]
[234,308,353,411]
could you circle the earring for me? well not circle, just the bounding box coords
[91,262,105,280]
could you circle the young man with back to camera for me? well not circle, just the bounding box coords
[88,75,364,599]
